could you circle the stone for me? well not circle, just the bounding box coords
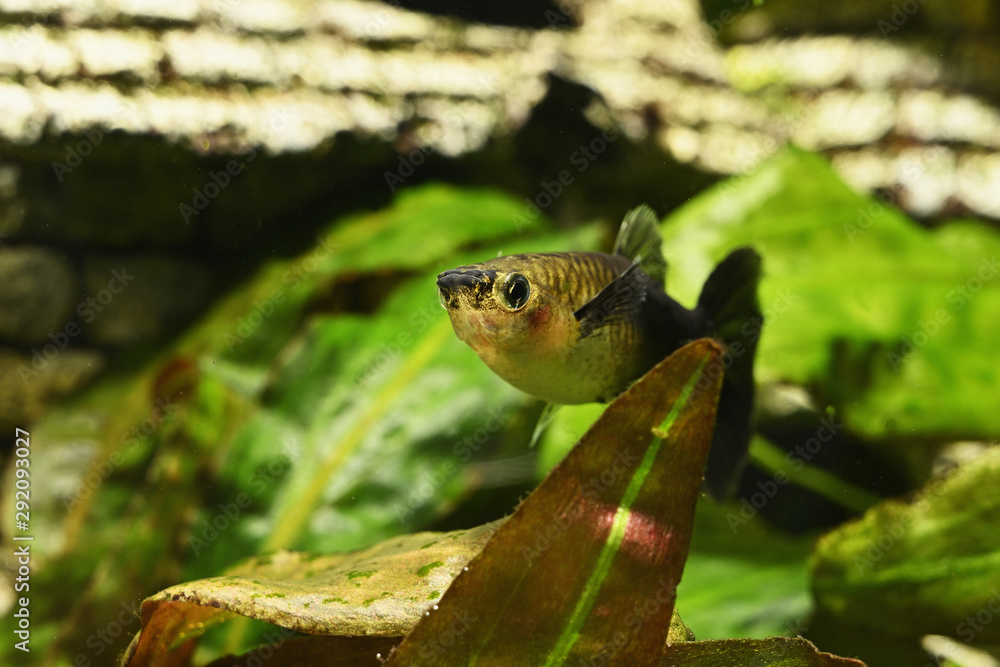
[0,245,78,344]
[0,346,105,430]
[79,254,214,346]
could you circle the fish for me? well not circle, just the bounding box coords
[436,206,762,499]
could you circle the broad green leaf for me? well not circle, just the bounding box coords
[1,184,584,663]
[810,446,1000,641]
[677,500,813,640]
[386,339,724,665]
[658,147,1000,439]
[122,521,500,667]
[536,402,609,475]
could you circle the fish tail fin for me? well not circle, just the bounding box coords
[696,247,763,500]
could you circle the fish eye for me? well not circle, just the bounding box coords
[499,273,530,310]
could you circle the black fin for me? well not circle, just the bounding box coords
[574,264,647,339]
[613,205,667,287]
[697,247,763,500]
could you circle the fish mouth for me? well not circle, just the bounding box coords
[436,268,497,309]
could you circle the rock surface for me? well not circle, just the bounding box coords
[0,0,998,224]
[0,346,105,432]
[0,245,78,343]
[78,253,214,345]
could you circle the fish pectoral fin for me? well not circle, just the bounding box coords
[612,204,667,287]
[528,402,562,448]
[573,263,647,339]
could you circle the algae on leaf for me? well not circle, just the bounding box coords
[810,446,1000,642]
[122,521,501,667]
[661,637,864,666]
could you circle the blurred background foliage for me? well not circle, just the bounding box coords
[1,0,1000,665]
[3,151,998,666]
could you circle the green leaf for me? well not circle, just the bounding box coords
[386,339,724,665]
[677,500,813,641]
[810,446,1000,641]
[4,184,584,663]
[658,147,1000,439]
[121,521,500,667]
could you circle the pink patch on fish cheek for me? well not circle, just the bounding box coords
[529,304,551,329]
[526,304,563,353]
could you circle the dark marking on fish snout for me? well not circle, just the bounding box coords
[436,268,497,309]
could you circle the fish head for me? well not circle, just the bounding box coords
[436,257,571,366]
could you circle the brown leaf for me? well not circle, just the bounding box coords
[660,637,866,666]
[386,339,723,665]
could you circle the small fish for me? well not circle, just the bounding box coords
[436,206,762,499]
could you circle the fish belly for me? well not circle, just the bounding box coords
[486,332,637,405]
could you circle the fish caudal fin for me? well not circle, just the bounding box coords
[697,247,763,500]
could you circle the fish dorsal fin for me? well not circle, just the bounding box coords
[574,263,647,340]
[612,205,667,287]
